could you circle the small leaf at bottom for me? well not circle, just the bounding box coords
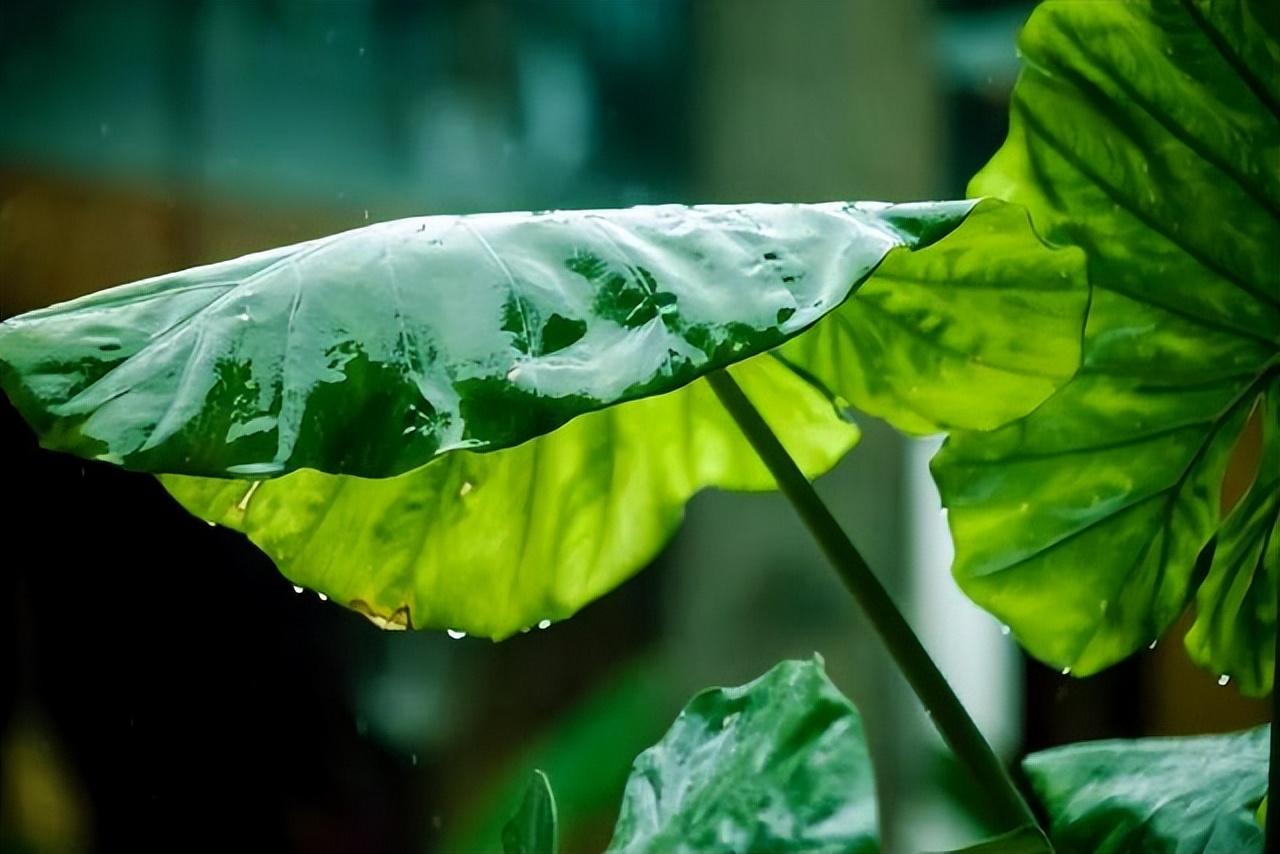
[606,656,878,854]
[502,769,558,854]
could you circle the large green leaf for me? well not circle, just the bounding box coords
[0,197,1086,637]
[935,0,1280,691]
[1024,725,1269,854]
[606,657,879,854]
[0,200,972,479]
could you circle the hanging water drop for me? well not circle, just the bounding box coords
[999,624,1011,636]
[1148,640,1158,650]
[537,619,552,630]
[1218,674,1230,686]
[317,592,328,601]
[459,481,474,497]
[292,585,304,594]
[1061,667,1072,676]
[447,628,467,639]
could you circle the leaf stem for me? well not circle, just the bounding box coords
[707,368,1042,836]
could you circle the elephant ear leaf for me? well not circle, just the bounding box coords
[0,201,976,480]
[936,0,1280,692]
[1,200,1005,638]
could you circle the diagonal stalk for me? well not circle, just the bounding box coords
[707,368,1042,838]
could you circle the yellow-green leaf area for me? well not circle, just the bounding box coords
[162,355,856,638]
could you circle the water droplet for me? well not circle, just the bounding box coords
[410,753,418,766]
[999,624,1011,636]
[317,592,328,602]
[292,585,304,594]
[459,481,473,497]
[1061,667,1072,676]
[364,209,369,221]
[1148,640,1158,650]
[205,520,216,527]
[537,619,552,630]
[237,312,250,322]
[1218,674,1230,686]
[447,628,467,639]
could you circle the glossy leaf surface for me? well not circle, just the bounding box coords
[502,770,558,854]
[936,0,1280,690]
[0,200,972,479]
[1024,725,1269,853]
[606,657,879,854]
[162,355,855,637]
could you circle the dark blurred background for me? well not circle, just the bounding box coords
[0,2,1268,852]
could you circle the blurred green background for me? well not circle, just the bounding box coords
[0,2,1267,852]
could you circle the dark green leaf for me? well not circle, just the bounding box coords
[0,201,974,480]
[502,770,558,854]
[1024,725,1269,854]
[935,0,1280,690]
[606,657,879,854]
